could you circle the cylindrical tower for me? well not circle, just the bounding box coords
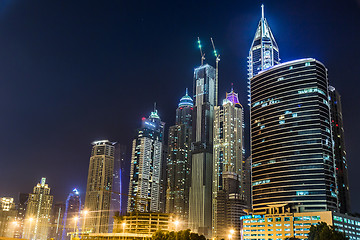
[250,58,337,213]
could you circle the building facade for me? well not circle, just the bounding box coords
[49,202,65,240]
[84,140,116,233]
[0,197,17,238]
[212,89,245,239]
[329,86,351,214]
[127,108,165,213]
[189,64,216,237]
[241,210,360,240]
[14,193,29,239]
[23,178,53,240]
[166,89,193,227]
[250,59,337,213]
[247,5,280,105]
[61,188,81,240]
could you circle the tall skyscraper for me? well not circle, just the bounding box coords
[212,88,245,240]
[109,143,127,230]
[250,58,337,213]
[14,193,29,239]
[84,140,116,233]
[329,86,350,213]
[49,202,65,240]
[127,107,165,213]
[166,89,193,226]
[23,178,53,240]
[189,64,216,237]
[61,189,81,240]
[248,5,280,104]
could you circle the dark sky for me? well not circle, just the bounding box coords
[1,0,360,213]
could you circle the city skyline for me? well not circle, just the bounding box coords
[1,0,360,215]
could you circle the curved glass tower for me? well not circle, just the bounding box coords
[250,58,338,213]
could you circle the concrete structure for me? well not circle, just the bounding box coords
[84,140,116,233]
[329,86,351,213]
[247,5,280,105]
[189,64,216,237]
[80,212,174,240]
[127,108,165,213]
[23,178,53,240]
[0,197,17,238]
[250,59,337,213]
[166,89,193,227]
[212,89,246,239]
[241,209,360,240]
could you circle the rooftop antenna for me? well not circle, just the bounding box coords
[154,102,157,112]
[197,37,205,65]
[261,4,264,19]
[211,37,220,106]
[185,88,189,96]
[231,82,234,92]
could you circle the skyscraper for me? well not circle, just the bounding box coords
[0,197,17,238]
[84,140,116,233]
[61,189,81,240]
[248,5,280,104]
[250,58,337,213]
[109,143,127,230]
[329,86,350,213]
[189,64,216,237]
[166,89,193,226]
[49,202,65,240]
[15,193,29,239]
[127,107,165,213]
[23,178,53,240]
[213,88,245,240]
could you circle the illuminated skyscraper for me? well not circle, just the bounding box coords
[166,89,193,226]
[127,107,165,213]
[23,178,53,240]
[250,59,337,213]
[84,140,116,233]
[329,86,350,213]
[248,5,280,104]
[61,189,81,240]
[189,64,216,237]
[212,88,246,240]
[0,197,17,238]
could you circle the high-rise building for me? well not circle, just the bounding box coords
[23,178,53,240]
[61,189,81,240]
[166,89,193,226]
[109,143,127,231]
[329,86,350,213]
[84,140,116,233]
[212,88,246,240]
[127,107,165,213]
[250,58,337,213]
[49,202,65,240]
[189,64,216,237]
[247,5,280,105]
[0,197,17,238]
[14,193,29,239]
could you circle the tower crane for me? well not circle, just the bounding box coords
[211,37,220,106]
[197,37,205,66]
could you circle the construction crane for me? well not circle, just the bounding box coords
[197,37,205,65]
[211,37,220,106]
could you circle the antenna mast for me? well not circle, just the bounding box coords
[197,37,205,66]
[211,37,220,106]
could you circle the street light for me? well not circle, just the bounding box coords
[82,210,88,234]
[174,220,180,231]
[28,217,34,240]
[122,222,126,240]
[73,216,79,238]
[230,229,235,235]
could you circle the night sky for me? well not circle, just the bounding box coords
[1,0,360,213]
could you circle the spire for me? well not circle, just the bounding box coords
[224,86,242,107]
[261,4,264,19]
[179,88,193,108]
[185,88,189,96]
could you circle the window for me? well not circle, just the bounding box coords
[311,216,321,221]
[268,218,273,222]
[303,216,311,221]
[276,217,281,222]
[276,224,282,227]
[285,217,291,221]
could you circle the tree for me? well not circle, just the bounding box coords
[308,222,348,240]
[152,229,205,240]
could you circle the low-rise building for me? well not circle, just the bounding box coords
[241,211,360,240]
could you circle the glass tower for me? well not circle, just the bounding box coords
[166,89,193,227]
[250,59,338,213]
[248,5,280,105]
